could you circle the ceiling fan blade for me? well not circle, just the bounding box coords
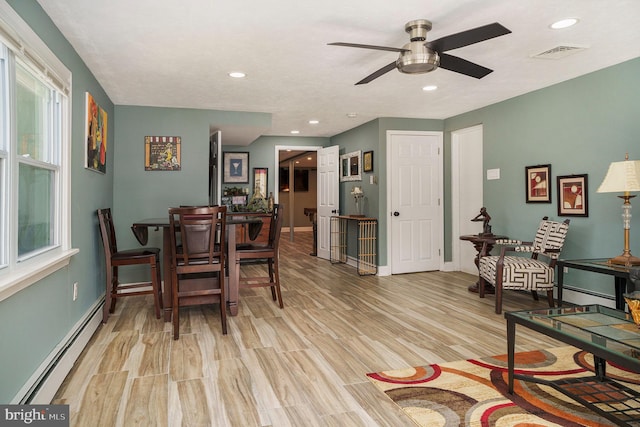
[426,22,511,52]
[328,42,408,53]
[439,53,493,79]
[356,61,398,85]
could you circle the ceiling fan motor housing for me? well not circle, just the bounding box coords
[397,19,439,74]
[397,42,439,74]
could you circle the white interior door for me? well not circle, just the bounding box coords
[388,131,442,274]
[317,145,339,260]
[452,125,484,274]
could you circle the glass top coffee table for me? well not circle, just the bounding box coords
[505,305,640,426]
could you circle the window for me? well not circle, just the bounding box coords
[0,1,75,300]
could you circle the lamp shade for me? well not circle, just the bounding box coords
[597,158,640,193]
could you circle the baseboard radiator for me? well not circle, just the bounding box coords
[12,298,104,404]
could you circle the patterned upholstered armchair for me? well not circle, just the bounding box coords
[478,217,570,314]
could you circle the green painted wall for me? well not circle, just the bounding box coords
[444,57,640,295]
[1,0,114,402]
[3,0,640,404]
[111,106,271,281]
[330,118,443,265]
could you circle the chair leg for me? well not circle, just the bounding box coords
[172,271,180,340]
[103,267,114,323]
[268,259,277,301]
[273,259,283,309]
[546,290,555,308]
[495,282,503,315]
[110,266,119,314]
[478,276,486,298]
[220,271,227,335]
[150,257,162,319]
[531,290,539,301]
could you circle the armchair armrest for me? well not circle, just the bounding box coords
[478,239,533,258]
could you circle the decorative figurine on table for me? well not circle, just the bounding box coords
[471,207,493,236]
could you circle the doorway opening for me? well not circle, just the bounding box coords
[274,145,321,243]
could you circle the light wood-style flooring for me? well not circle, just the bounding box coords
[53,231,563,426]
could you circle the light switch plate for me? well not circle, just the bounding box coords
[487,168,500,180]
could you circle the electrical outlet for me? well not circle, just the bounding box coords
[563,267,569,274]
[73,282,78,301]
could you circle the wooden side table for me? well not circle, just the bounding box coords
[459,234,507,294]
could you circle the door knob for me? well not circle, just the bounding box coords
[393,211,400,216]
[332,209,338,214]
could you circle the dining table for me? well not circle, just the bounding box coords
[132,215,264,320]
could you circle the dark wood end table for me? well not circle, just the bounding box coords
[459,233,507,294]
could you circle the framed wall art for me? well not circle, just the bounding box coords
[144,136,181,171]
[340,150,362,182]
[223,152,249,183]
[253,167,268,198]
[85,92,108,173]
[525,164,551,203]
[557,174,588,217]
[363,150,373,172]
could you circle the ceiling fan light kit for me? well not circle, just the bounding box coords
[329,19,511,84]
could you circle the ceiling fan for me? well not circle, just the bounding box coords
[329,20,511,85]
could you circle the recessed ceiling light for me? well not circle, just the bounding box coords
[308,120,319,124]
[422,85,438,91]
[307,157,312,160]
[347,113,357,118]
[550,18,579,29]
[290,130,300,134]
[228,71,246,78]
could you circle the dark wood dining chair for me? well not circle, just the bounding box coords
[96,208,163,323]
[235,204,284,308]
[168,206,227,339]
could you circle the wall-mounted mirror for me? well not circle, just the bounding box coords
[340,150,362,182]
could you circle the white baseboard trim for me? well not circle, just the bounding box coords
[13,298,104,404]
[441,261,456,272]
[559,287,616,308]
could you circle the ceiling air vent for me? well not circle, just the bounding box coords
[531,45,587,59]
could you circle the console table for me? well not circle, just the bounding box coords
[557,258,634,310]
[330,215,377,275]
[505,305,640,426]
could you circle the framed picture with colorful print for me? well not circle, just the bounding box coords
[525,164,551,203]
[557,174,588,217]
[85,92,108,173]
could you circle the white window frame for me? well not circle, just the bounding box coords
[0,1,77,302]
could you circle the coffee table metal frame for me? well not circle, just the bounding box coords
[505,305,640,426]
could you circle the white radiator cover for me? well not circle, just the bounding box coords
[12,300,103,404]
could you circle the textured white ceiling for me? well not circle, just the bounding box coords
[37,0,640,145]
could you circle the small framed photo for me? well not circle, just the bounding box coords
[253,167,268,198]
[363,150,373,172]
[525,164,551,203]
[223,152,249,183]
[557,174,588,217]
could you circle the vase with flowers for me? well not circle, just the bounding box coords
[351,185,365,217]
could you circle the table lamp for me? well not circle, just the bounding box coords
[597,153,640,266]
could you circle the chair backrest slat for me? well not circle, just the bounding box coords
[269,204,284,252]
[533,217,570,259]
[97,208,117,256]
[168,206,226,268]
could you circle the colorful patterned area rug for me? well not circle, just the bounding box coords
[367,346,640,426]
